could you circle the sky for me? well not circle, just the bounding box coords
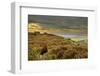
[28,15,88,35]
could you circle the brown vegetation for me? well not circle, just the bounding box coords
[28,32,88,60]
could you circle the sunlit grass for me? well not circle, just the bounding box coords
[71,37,87,42]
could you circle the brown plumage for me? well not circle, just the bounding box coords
[40,45,48,55]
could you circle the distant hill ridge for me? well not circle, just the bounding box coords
[28,31,64,39]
